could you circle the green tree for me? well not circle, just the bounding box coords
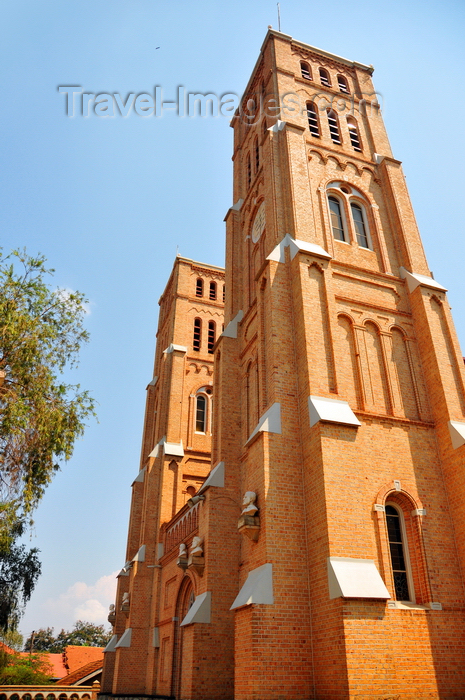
[0,249,95,631]
[24,621,112,653]
[0,651,52,685]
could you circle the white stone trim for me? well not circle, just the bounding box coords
[163,344,188,354]
[149,437,184,458]
[448,421,465,449]
[115,628,132,648]
[199,461,225,493]
[152,627,160,647]
[222,310,244,338]
[231,198,244,211]
[327,557,390,600]
[103,634,118,653]
[373,504,385,512]
[132,467,146,485]
[157,542,164,560]
[267,233,331,264]
[180,591,211,626]
[412,508,426,517]
[230,563,274,609]
[132,544,146,562]
[269,120,286,132]
[147,376,158,387]
[164,440,184,457]
[399,267,447,293]
[246,403,282,444]
[308,395,360,428]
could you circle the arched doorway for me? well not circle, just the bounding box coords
[171,577,195,699]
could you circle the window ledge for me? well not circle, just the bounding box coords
[387,601,429,611]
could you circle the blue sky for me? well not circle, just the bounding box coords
[1,0,464,638]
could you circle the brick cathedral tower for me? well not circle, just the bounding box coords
[101,30,465,700]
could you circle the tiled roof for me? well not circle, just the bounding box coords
[56,659,103,686]
[62,646,105,674]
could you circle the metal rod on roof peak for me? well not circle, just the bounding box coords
[277,3,281,32]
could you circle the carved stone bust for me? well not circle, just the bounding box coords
[190,536,203,556]
[241,491,258,517]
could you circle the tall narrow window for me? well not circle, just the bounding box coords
[300,61,312,80]
[350,202,369,248]
[262,118,267,135]
[195,278,203,297]
[196,395,206,432]
[347,117,362,152]
[328,196,346,241]
[327,109,341,144]
[208,321,216,353]
[307,102,320,138]
[209,281,217,300]
[386,504,412,601]
[193,318,201,351]
[319,68,331,87]
[247,153,252,188]
[255,138,260,172]
[337,75,349,93]
[222,284,225,303]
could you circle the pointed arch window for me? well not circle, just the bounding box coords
[300,61,312,80]
[350,202,370,248]
[307,102,320,138]
[193,318,201,351]
[327,109,341,144]
[195,278,203,297]
[385,503,413,601]
[347,117,362,151]
[328,196,346,242]
[319,68,331,87]
[208,321,216,354]
[209,281,217,300]
[337,75,349,93]
[255,137,260,173]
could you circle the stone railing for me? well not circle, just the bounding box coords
[164,502,199,554]
[0,684,99,700]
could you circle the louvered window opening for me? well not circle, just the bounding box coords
[348,123,362,151]
[209,281,217,300]
[301,62,312,80]
[196,278,203,297]
[327,111,341,144]
[208,321,216,354]
[338,76,349,93]
[307,104,320,137]
[193,319,201,351]
[319,69,330,86]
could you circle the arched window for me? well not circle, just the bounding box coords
[193,318,201,351]
[247,153,252,188]
[337,75,349,93]
[328,196,346,241]
[350,202,370,248]
[255,137,260,172]
[327,109,341,144]
[209,281,217,300]
[300,61,312,80]
[306,102,320,137]
[222,284,225,303]
[347,117,362,151]
[385,503,413,601]
[208,320,216,353]
[319,67,331,87]
[196,395,207,432]
[195,278,203,297]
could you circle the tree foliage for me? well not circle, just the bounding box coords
[0,249,95,631]
[24,621,112,653]
[0,651,52,685]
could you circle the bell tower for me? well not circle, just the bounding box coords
[211,29,465,699]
